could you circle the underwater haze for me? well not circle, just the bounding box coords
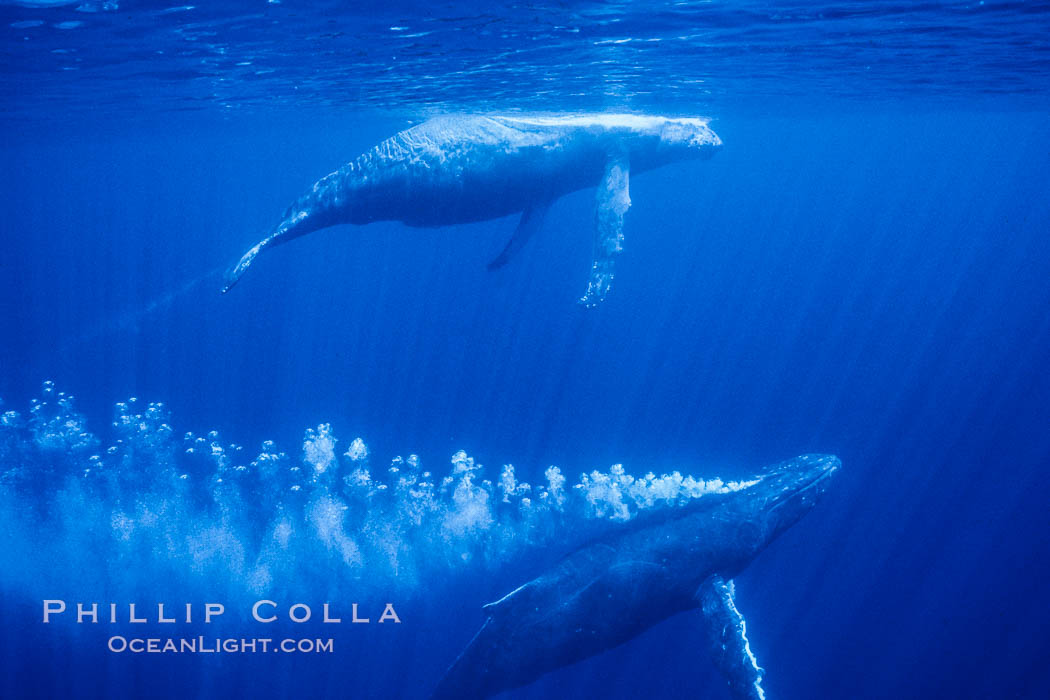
[2,1,1050,699]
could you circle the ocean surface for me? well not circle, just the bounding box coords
[2,1,1050,699]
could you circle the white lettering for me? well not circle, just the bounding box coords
[205,603,224,623]
[379,604,401,624]
[253,600,277,623]
[289,604,311,623]
[43,600,65,623]
[77,603,98,624]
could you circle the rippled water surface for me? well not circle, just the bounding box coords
[4,0,1050,121]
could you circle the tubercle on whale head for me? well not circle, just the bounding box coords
[658,117,723,154]
[735,453,840,551]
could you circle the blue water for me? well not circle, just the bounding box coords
[3,2,1050,699]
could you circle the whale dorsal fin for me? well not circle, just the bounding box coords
[482,580,538,617]
[487,201,551,270]
[697,575,767,700]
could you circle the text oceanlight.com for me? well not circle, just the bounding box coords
[107,637,334,654]
[42,600,401,654]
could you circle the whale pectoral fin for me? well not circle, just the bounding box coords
[697,576,767,700]
[487,201,551,270]
[579,151,631,307]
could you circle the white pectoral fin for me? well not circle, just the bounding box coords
[487,201,552,270]
[697,575,767,700]
[579,151,631,307]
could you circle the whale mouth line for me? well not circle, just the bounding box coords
[797,459,839,493]
[801,463,838,492]
[766,458,839,514]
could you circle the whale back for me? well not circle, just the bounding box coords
[348,115,613,226]
[223,113,720,293]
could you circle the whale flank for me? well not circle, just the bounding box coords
[221,113,721,304]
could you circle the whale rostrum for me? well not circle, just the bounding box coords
[431,454,840,699]
[222,114,722,306]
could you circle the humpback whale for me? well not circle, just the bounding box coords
[222,114,722,306]
[432,454,840,699]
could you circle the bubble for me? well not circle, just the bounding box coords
[0,383,758,602]
[345,437,368,462]
[303,423,337,476]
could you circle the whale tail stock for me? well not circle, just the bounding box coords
[221,209,316,294]
[221,239,265,293]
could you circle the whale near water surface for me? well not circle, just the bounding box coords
[222,113,722,306]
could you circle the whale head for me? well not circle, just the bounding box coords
[657,117,723,155]
[614,116,721,171]
[729,454,839,557]
[753,453,839,542]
